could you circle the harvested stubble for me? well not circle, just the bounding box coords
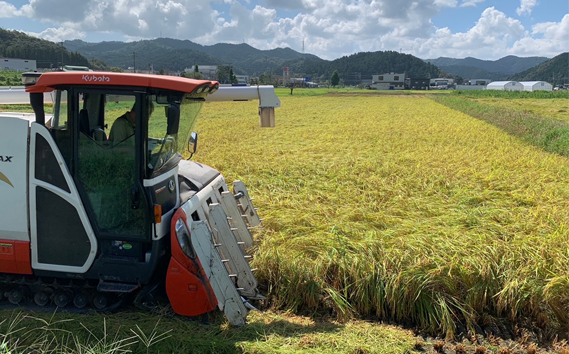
[196,95,569,339]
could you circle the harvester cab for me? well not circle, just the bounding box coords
[0,71,263,325]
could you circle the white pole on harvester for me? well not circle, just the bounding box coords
[206,85,281,128]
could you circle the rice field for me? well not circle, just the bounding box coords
[195,94,569,339]
[1,91,568,352]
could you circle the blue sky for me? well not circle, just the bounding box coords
[0,0,567,60]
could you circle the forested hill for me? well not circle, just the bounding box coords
[64,39,224,73]
[423,55,551,81]
[0,28,89,68]
[283,51,444,84]
[66,38,445,81]
[64,38,321,76]
[508,53,569,86]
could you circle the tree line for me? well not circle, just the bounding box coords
[0,28,89,69]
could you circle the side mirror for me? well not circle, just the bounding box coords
[188,132,198,155]
[166,105,180,135]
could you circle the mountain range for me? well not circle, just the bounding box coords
[61,38,569,84]
[424,56,550,80]
[63,38,444,82]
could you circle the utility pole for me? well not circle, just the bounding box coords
[60,42,64,69]
[133,51,136,73]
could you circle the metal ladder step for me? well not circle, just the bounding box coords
[219,191,254,249]
[209,203,259,299]
[97,281,139,293]
[189,221,248,326]
[233,181,262,228]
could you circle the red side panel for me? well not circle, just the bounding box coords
[166,257,216,316]
[166,209,217,316]
[0,240,33,275]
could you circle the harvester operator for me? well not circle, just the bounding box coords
[109,101,154,144]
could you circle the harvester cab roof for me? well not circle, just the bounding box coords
[0,71,263,326]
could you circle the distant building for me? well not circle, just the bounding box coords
[429,78,454,89]
[405,78,429,90]
[486,81,523,91]
[371,73,405,90]
[288,78,317,88]
[185,65,218,80]
[1,58,37,71]
[520,81,553,92]
[235,75,249,84]
[62,65,91,72]
[469,79,491,86]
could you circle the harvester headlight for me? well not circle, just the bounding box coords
[199,84,210,93]
[175,218,196,259]
[22,72,41,86]
[208,83,219,94]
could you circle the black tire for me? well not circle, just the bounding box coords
[93,294,108,310]
[7,289,23,305]
[73,293,88,309]
[34,291,50,306]
[54,292,69,308]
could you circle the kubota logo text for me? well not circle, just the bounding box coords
[82,74,111,83]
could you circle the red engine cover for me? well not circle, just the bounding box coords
[166,209,217,316]
[166,257,217,316]
[0,240,32,275]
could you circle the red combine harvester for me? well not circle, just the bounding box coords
[0,72,263,325]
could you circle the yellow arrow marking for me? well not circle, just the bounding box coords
[0,171,14,188]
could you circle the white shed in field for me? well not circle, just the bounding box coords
[520,81,553,92]
[486,81,524,91]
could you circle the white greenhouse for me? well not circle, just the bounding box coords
[486,81,524,91]
[520,81,553,92]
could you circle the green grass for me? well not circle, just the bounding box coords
[0,70,22,87]
[452,89,569,99]
[0,104,48,112]
[0,310,419,354]
[429,94,569,157]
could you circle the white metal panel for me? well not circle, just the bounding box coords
[143,166,179,240]
[190,221,248,326]
[0,116,29,241]
[206,86,281,108]
[209,203,258,298]
[219,191,254,249]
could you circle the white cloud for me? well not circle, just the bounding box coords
[0,1,17,17]
[2,0,566,61]
[381,7,528,59]
[33,27,86,42]
[531,14,569,40]
[17,26,85,43]
[460,0,484,7]
[264,0,306,11]
[516,0,537,16]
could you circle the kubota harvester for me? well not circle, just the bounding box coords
[0,72,263,325]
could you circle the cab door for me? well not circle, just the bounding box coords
[29,123,97,273]
[73,90,151,240]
